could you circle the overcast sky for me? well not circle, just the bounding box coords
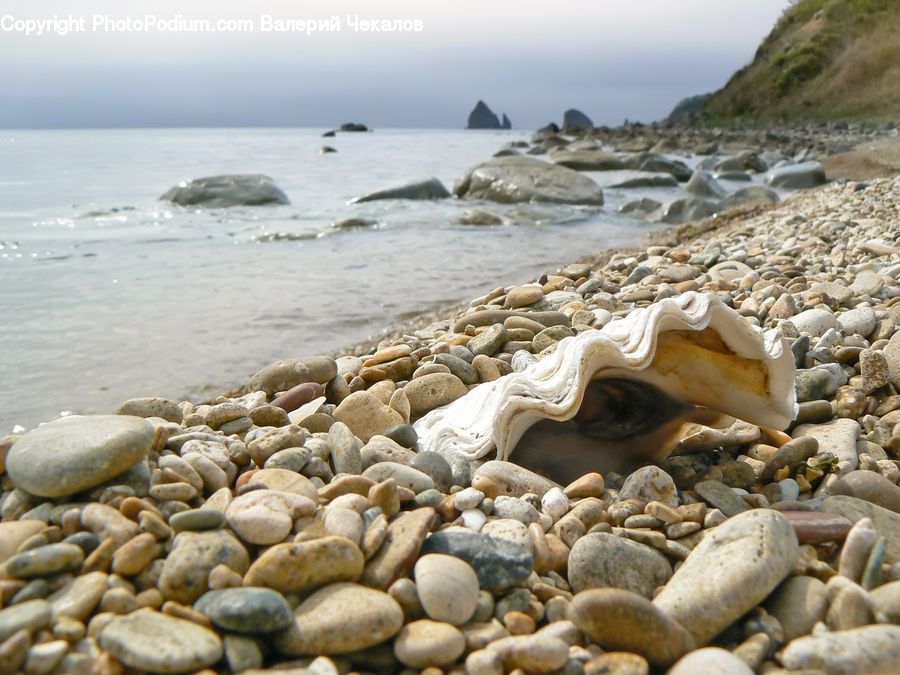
[2,0,791,129]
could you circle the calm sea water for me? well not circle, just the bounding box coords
[0,128,678,432]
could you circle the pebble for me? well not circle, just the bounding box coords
[273,582,403,655]
[779,510,852,544]
[404,372,469,417]
[833,469,900,512]
[117,396,183,422]
[823,495,900,563]
[332,391,403,442]
[158,530,249,604]
[791,308,839,336]
[420,529,533,591]
[362,507,437,589]
[869,579,900,623]
[169,508,225,532]
[764,575,827,641]
[569,532,672,598]
[618,466,678,507]
[394,619,466,668]
[779,624,900,674]
[572,588,694,667]
[244,536,364,592]
[837,305,877,337]
[363,462,435,493]
[6,415,154,498]
[653,509,798,645]
[48,570,109,621]
[247,355,337,396]
[98,607,223,672]
[414,553,480,625]
[793,418,861,474]
[472,460,559,498]
[838,517,878,582]
[468,323,509,356]
[225,489,315,545]
[3,543,84,579]
[667,647,754,675]
[0,599,50,642]
[0,520,46,564]
[507,285,544,308]
[693,480,751,516]
[194,587,293,633]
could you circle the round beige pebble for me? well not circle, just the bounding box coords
[414,553,479,625]
[225,490,315,545]
[393,619,465,668]
[507,285,544,308]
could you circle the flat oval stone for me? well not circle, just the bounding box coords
[832,470,900,513]
[158,530,249,604]
[225,490,316,545]
[572,588,694,667]
[362,507,437,590]
[244,536,364,592]
[780,511,852,544]
[0,521,46,564]
[194,587,293,633]
[6,415,154,498]
[0,599,51,642]
[652,509,798,645]
[394,619,466,668]
[473,460,560,499]
[419,529,533,591]
[273,582,403,655]
[764,575,827,641]
[404,373,469,418]
[569,533,672,598]
[414,553,479,625]
[3,543,84,579]
[99,607,223,673]
[822,495,900,563]
[117,397,183,423]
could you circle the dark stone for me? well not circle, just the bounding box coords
[466,100,502,130]
[409,451,453,493]
[194,587,293,633]
[501,113,512,130]
[61,532,100,556]
[419,530,533,591]
[159,174,289,207]
[694,480,751,517]
[382,424,418,449]
[322,130,336,137]
[339,122,368,132]
[350,177,451,203]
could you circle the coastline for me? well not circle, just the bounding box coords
[2,132,900,672]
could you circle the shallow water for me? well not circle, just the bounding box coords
[0,128,686,432]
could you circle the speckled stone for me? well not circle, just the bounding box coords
[393,619,466,668]
[274,582,403,655]
[99,607,223,673]
[419,529,534,591]
[158,530,249,604]
[414,553,480,625]
[244,536,364,592]
[6,415,154,498]
[779,625,900,674]
[619,466,678,507]
[653,509,798,645]
[362,507,437,590]
[569,533,672,598]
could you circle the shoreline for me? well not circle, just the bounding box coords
[2,133,900,672]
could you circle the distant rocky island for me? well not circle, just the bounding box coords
[466,100,511,130]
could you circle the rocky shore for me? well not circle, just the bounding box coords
[3,162,900,673]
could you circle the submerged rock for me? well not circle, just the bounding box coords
[350,177,451,203]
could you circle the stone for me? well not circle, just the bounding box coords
[81,502,140,549]
[563,108,594,128]
[274,582,403,655]
[778,625,900,674]
[328,421,363,474]
[468,323,509,356]
[362,507,437,589]
[550,149,625,171]
[99,608,223,673]
[271,381,323,413]
[6,415,154,498]
[653,509,798,645]
[870,579,900,623]
[668,647,754,675]
[393,619,466,668]
[790,308,839,337]
[244,536,364,592]
[414,554,480,625]
[225,489,315,545]
[420,529,533,591]
[765,575,827,641]
[569,533,672,598]
[158,530,249,604]
[410,451,453,493]
[117,397,183,423]
[647,197,719,224]
[169,508,226,532]
[0,521,46,564]
[765,161,827,189]
[246,468,318,501]
[472,460,559,498]
[404,372,470,418]
[823,495,900,563]
[194,587,293,633]
[837,306,877,337]
[247,355,337,397]
[0,599,50,642]
[722,185,780,209]
[507,286,544,309]
[572,588,695,667]
[363,462,435,493]
[333,391,403,442]
[694,480,751,516]
[454,156,604,205]
[793,418,861,474]
[833,470,900,513]
[3,543,83,579]
[160,173,289,207]
[779,510,852,544]
[350,176,450,203]
[619,466,678,507]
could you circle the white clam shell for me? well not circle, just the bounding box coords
[414,292,797,462]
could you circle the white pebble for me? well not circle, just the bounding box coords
[461,508,487,531]
[541,487,569,523]
[454,487,485,511]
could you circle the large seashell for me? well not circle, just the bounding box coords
[414,292,797,480]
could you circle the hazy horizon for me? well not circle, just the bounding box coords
[2,0,792,130]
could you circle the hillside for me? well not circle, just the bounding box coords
[702,0,900,122]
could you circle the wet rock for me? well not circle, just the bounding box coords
[351,177,450,203]
[160,173,289,207]
[453,156,604,205]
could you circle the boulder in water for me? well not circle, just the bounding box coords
[350,177,451,203]
[766,161,828,189]
[160,174,290,207]
[453,156,603,205]
[339,122,368,132]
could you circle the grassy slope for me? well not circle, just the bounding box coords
[702,0,900,123]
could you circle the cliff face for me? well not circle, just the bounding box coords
[702,0,900,122]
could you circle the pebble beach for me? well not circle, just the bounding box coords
[4,133,900,675]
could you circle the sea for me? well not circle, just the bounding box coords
[0,127,690,433]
